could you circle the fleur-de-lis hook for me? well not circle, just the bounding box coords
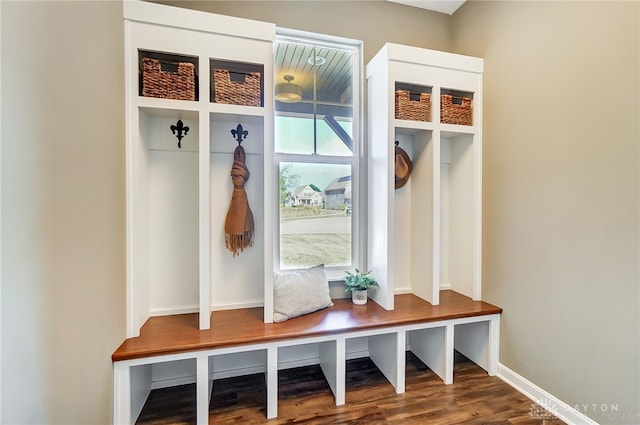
[231,124,249,146]
[170,119,189,149]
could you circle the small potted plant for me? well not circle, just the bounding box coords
[344,268,378,305]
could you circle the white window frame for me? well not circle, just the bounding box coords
[274,28,363,281]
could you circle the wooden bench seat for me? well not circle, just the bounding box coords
[113,290,501,362]
[112,291,502,425]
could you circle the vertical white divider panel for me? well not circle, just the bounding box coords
[409,129,440,305]
[263,61,275,324]
[366,48,394,310]
[196,353,209,425]
[124,19,138,338]
[368,332,404,394]
[445,324,454,384]
[113,362,132,425]
[199,106,211,330]
[319,337,346,405]
[407,326,448,383]
[266,346,278,419]
[488,316,500,376]
[472,131,483,300]
[396,330,406,393]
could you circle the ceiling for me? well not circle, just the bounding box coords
[274,40,353,117]
[387,0,467,15]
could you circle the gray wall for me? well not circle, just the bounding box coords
[157,0,453,64]
[1,0,638,423]
[1,1,125,423]
[453,1,640,423]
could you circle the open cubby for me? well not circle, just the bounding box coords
[210,59,265,107]
[132,109,200,320]
[395,82,433,122]
[139,50,199,101]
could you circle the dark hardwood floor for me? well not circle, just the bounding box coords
[136,352,564,424]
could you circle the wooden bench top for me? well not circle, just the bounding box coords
[112,290,502,362]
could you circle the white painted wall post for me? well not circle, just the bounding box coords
[113,363,131,425]
[488,315,500,376]
[445,324,454,385]
[266,346,278,419]
[196,354,209,425]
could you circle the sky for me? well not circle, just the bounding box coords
[276,116,353,191]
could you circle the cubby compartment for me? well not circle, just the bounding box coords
[454,321,492,375]
[199,348,273,421]
[209,114,266,312]
[278,341,344,406]
[139,50,199,101]
[345,332,404,400]
[211,59,264,107]
[406,325,452,384]
[128,108,200,332]
[440,89,473,126]
[394,82,432,122]
[131,358,198,425]
[393,129,438,304]
[440,132,479,300]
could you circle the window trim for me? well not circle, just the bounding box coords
[274,28,363,281]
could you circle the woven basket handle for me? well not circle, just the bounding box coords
[159,62,180,73]
[229,71,250,83]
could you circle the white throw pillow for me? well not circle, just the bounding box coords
[273,265,333,322]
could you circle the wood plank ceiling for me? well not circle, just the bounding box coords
[275,41,353,115]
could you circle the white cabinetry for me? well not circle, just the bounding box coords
[124,1,276,337]
[366,43,483,309]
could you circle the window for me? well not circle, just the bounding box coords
[274,31,362,279]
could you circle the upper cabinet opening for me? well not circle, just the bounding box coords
[139,50,199,101]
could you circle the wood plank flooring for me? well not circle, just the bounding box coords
[136,352,564,424]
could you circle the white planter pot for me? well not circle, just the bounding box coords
[352,290,368,305]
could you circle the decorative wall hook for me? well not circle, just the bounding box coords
[231,124,248,146]
[170,119,189,149]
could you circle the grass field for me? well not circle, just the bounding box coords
[280,233,351,269]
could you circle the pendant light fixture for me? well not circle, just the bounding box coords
[275,74,303,103]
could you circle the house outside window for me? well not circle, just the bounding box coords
[274,30,362,279]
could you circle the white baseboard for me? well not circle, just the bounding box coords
[497,363,599,425]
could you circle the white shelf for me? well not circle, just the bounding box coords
[394,119,436,134]
[137,97,200,116]
[440,124,476,137]
[208,103,266,122]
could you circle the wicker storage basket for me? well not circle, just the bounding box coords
[213,69,261,107]
[440,94,472,126]
[395,90,431,122]
[142,58,196,101]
